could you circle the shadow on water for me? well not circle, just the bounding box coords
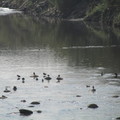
[0,14,120,72]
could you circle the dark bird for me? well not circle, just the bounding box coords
[22,78,25,83]
[45,75,52,80]
[17,75,21,78]
[114,73,118,78]
[13,86,17,91]
[4,86,11,93]
[101,72,104,76]
[56,75,63,81]
[30,72,39,78]
[86,85,90,88]
[42,79,44,82]
[91,86,96,92]
[43,73,46,76]
[36,78,38,81]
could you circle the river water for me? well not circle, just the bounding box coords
[0,8,120,120]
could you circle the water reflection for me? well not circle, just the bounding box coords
[0,14,120,120]
[0,14,120,73]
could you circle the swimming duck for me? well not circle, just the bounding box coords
[0,95,7,99]
[114,73,118,78]
[22,78,25,83]
[45,75,52,80]
[43,73,46,76]
[56,75,63,81]
[42,79,44,82]
[30,72,39,78]
[91,86,96,92]
[17,75,21,78]
[4,86,11,93]
[13,86,17,91]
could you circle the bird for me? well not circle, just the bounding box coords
[0,95,7,99]
[22,78,25,83]
[30,72,39,78]
[17,75,21,78]
[36,78,38,81]
[114,73,118,78]
[4,86,11,93]
[86,85,90,88]
[91,86,96,92]
[101,72,104,76]
[13,86,17,91]
[42,79,44,82]
[45,75,52,80]
[43,73,46,76]
[17,75,21,80]
[56,75,63,81]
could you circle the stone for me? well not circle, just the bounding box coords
[31,101,40,105]
[88,104,98,109]
[19,109,33,116]
[36,110,42,113]
[76,95,81,97]
[116,117,120,120]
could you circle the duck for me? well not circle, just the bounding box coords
[22,78,25,83]
[114,73,118,78]
[86,85,90,88]
[91,86,96,92]
[13,86,17,91]
[4,86,11,93]
[101,72,104,76]
[43,73,46,76]
[17,75,21,78]
[30,72,39,78]
[0,95,7,99]
[42,79,44,82]
[56,75,63,81]
[45,75,52,80]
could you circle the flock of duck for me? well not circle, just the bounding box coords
[0,71,120,118]
[2,72,63,94]
[2,72,119,95]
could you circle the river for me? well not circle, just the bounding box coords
[0,8,120,120]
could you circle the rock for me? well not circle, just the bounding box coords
[21,100,26,102]
[19,109,33,116]
[28,106,34,107]
[31,101,40,105]
[88,104,98,109]
[36,110,42,113]
[112,95,119,98]
[116,117,120,120]
[4,89,10,93]
[76,95,81,97]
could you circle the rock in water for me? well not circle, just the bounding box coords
[116,117,120,120]
[31,101,40,105]
[19,109,33,116]
[88,104,98,109]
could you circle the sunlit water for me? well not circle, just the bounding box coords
[0,8,120,120]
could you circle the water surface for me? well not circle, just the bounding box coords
[0,12,120,120]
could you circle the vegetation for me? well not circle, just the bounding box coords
[0,0,120,26]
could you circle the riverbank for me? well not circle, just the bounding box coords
[0,0,120,27]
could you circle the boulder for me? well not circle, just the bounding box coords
[116,117,120,120]
[88,104,98,109]
[31,101,40,105]
[36,110,42,113]
[19,109,33,116]
[76,95,81,97]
